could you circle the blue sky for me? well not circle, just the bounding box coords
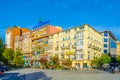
[0,0,120,41]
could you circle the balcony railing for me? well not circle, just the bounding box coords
[55,47,59,50]
[72,45,76,48]
[61,46,69,49]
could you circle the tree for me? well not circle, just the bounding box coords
[12,48,24,67]
[0,38,6,63]
[40,57,48,68]
[99,54,111,65]
[116,56,120,64]
[2,48,14,65]
[91,57,100,67]
[50,56,59,69]
[0,38,5,62]
[92,54,111,68]
[65,59,72,69]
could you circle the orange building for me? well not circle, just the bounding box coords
[6,26,21,50]
[14,28,30,51]
[6,26,30,51]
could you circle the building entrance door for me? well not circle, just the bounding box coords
[75,63,80,70]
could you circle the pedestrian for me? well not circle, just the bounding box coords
[111,66,114,73]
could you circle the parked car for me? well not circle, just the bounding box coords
[0,65,10,72]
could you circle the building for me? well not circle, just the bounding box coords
[21,30,32,66]
[117,41,120,56]
[6,26,21,50]
[14,28,30,51]
[48,24,103,69]
[31,25,62,66]
[100,31,117,57]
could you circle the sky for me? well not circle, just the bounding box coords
[0,0,120,42]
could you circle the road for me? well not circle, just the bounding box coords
[0,68,120,80]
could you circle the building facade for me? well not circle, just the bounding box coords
[31,25,62,66]
[117,41,120,56]
[21,31,32,66]
[14,28,30,51]
[48,24,103,69]
[6,26,21,50]
[100,31,117,57]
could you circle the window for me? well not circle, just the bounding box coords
[37,51,40,54]
[74,35,76,39]
[104,44,108,48]
[110,38,116,48]
[65,30,67,33]
[68,36,70,40]
[74,42,76,46]
[62,37,64,41]
[104,33,108,37]
[104,38,108,42]
[80,27,84,30]
[44,41,48,44]
[83,63,87,68]
[88,55,90,60]
[63,44,64,47]
[104,49,107,53]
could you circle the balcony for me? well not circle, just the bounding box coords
[76,49,83,52]
[61,46,69,49]
[32,34,48,40]
[55,47,59,50]
[66,51,74,55]
[72,45,76,48]
[32,41,38,44]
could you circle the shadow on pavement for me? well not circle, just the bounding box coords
[0,71,53,80]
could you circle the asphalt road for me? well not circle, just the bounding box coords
[0,68,120,80]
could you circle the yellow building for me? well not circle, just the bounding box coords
[117,41,120,56]
[31,25,62,66]
[48,24,103,69]
[22,31,32,65]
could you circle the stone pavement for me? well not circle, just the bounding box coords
[0,68,120,80]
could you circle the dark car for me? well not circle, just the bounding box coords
[0,65,11,72]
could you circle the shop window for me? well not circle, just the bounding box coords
[83,63,87,68]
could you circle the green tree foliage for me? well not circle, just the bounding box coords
[2,48,14,63]
[92,54,111,67]
[0,38,5,61]
[12,48,24,67]
[40,57,48,67]
[116,56,120,63]
[50,56,59,68]
[64,59,72,68]
[99,54,111,65]
[92,57,100,66]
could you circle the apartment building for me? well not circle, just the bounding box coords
[31,25,62,66]
[21,30,32,65]
[48,24,103,69]
[14,28,30,51]
[6,26,21,50]
[100,31,117,57]
[117,41,120,56]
